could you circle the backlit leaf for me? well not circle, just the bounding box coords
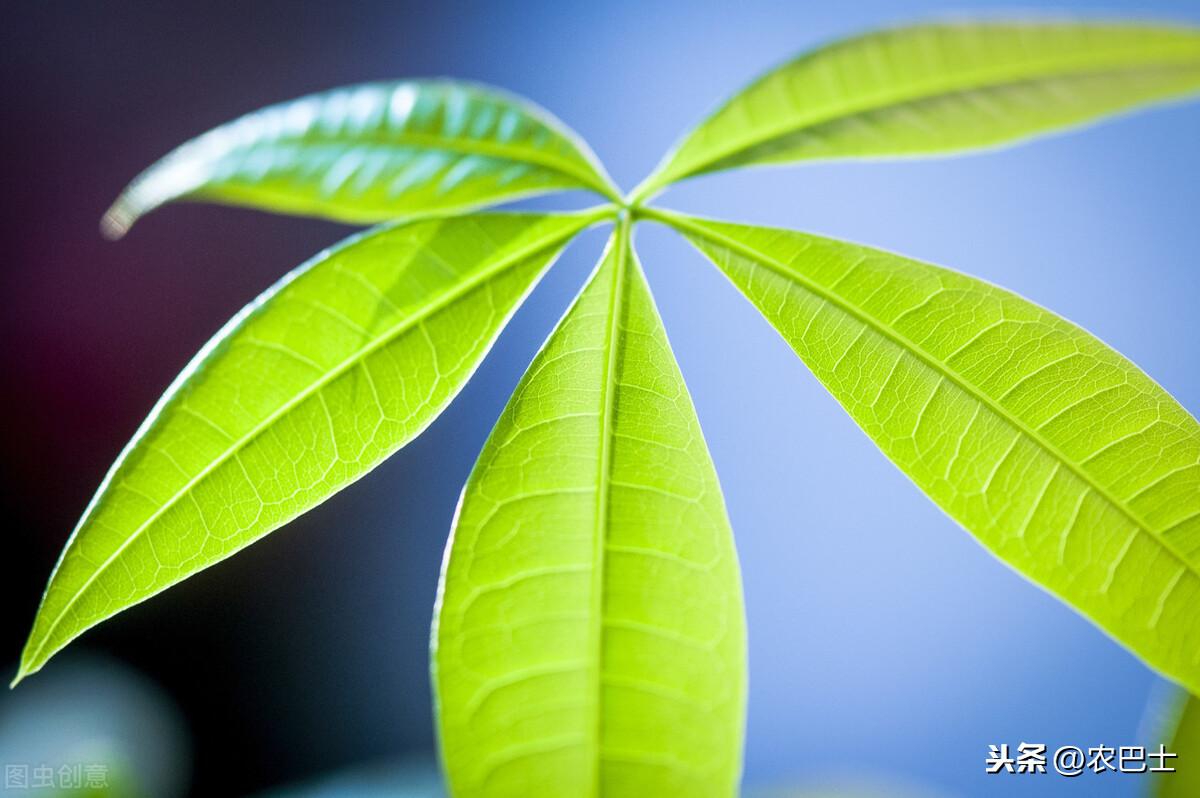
[658,209,1200,693]
[16,210,606,684]
[103,81,618,237]
[635,21,1200,198]
[432,220,746,797]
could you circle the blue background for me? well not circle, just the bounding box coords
[3,1,1199,795]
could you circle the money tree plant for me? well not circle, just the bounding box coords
[15,17,1200,798]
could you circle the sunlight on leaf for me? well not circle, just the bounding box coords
[635,21,1200,199]
[432,220,746,796]
[18,16,1200,798]
[657,209,1200,693]
[16,210,607,684]
[103,80,618,237]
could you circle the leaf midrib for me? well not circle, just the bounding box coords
[660,211,1197,576]
[162,128,616,201]
[587,219,629,797]
[394,130,611,194]
[664,45,1200,182]
[24,213,598,671]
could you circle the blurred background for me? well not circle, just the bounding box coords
[3,1,1199,795]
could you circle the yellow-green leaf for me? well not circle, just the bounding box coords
[16,210,606,684]
[636,21,1200,198]
[432,220,746,797]
[658,209,1200,693]
[103,80,618,237]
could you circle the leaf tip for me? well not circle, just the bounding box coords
[9,666,30,689]
[12,624,55,689]
[100,203,134,241]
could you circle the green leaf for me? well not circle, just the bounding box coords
[431,220,746,797]
[1156,690,1199,796]
[102,81,618,237]
[656,209,1200,693]
[16,210,607,685]
[634,21,1200,199]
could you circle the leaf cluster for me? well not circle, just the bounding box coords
[16,18,1200,797]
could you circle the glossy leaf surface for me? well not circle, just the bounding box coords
[17,210,604,683]
[103,81,617,237]
[637,21,1200,197]
[432,222,746,797]
[661,210,1200,693]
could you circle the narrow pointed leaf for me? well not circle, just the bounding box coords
[432,222,746,796]
[1156,691,1199,796]
[103,81,618,237]
[636,21,1200,197]
[17,210,605,683]
[660,210,1200,692]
